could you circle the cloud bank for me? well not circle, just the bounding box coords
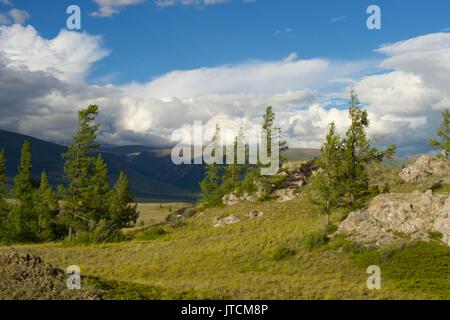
[0,24,448,155]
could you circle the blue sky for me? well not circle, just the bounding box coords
[6,0,450,84]
[0,0,449,154]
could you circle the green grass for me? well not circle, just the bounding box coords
[134,203,188,226]
[2,194,448,300]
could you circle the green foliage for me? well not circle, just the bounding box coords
[352,241,450,297]
[135,226,167,241]
[0,150,10,241]
[109,172,139,229]
[311,90,397,214]
[64,219,125,245]
[61,105,137,240]
[241,167,259,194]
[12,140,35,201]
[302,230,329,249]
[429,109,449,157]
[62,105,101,235]
[6,141,39,243]
[427,230,444,242]
[200,124,224,208]
[272,246,296,261]
[33,171,61,241]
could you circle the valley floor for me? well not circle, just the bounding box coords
[1,195,449,300]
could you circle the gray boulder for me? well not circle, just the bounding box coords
[399,155,450,183]
[338,190,450,246]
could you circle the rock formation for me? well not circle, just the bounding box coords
[399,155,450,183]
[338,190,450,246]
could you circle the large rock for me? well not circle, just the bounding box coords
[213,215,241,228]
[166,206,197,222]
[338,190,450,246]
[399,155,450,183]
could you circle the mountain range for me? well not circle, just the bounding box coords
[0,129,319,202]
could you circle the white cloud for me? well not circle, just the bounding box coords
[0,25,109,82]
[8,8,29,24]
[91,0,145,17]
[0,24,449,155]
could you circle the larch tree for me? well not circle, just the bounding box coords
[429,109,449,158]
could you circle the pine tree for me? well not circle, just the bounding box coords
[339,90,395,208]
[13,141,34,201]
[429,109,449,158]
[200,124,223,207]
[8,141,38,242]
[262,106,276,158]
[85,155,110,223]
[221,136,242,195]
[109,172,138,229]
[33,171,59,241]
[311,122,343,220]
[0,149,10,241]
[62,105,102,236]
[261,106,288,165]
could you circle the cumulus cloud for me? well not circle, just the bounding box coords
[0,23,449,155]
[0,25,109,82]
[91,0,145,17]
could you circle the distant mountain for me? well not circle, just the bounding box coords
[0,130,199,202]
[0,129,320,202]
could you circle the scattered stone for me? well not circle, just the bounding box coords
[166,206,197,222]
[274,188,296,202]
[399,155,450,183]
[213,215,241,228]
[249,210,264,218]
[338,190,450,246]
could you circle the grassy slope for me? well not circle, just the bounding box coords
[2,192,449,300]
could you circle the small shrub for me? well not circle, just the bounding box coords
[272,246,296,261]
[303,231,328,249]
[135,226,167,241]
[64,221,125,245]
[428,230,444,242]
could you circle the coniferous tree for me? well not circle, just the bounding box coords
[109,172,138,229]
[0,149,10,241]
[221,136,242,195]
[312,90,396,213]
[85,154,110,223]
[340,90,396,207]
[62,105,101,236]
[8,141,38,242]
[429,109,449,158]
[33,171,59,241]
[200,124,223,207]
[310,123,343,222]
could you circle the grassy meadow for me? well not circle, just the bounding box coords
[2,189,449,300]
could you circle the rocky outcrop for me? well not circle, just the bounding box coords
[222,193,257,206]
[399,155,450,183]
[166,206,197,222]
[338,190,450,246]
[213,215,241,228]
[0,252,101,300]
[222,160,318,205]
